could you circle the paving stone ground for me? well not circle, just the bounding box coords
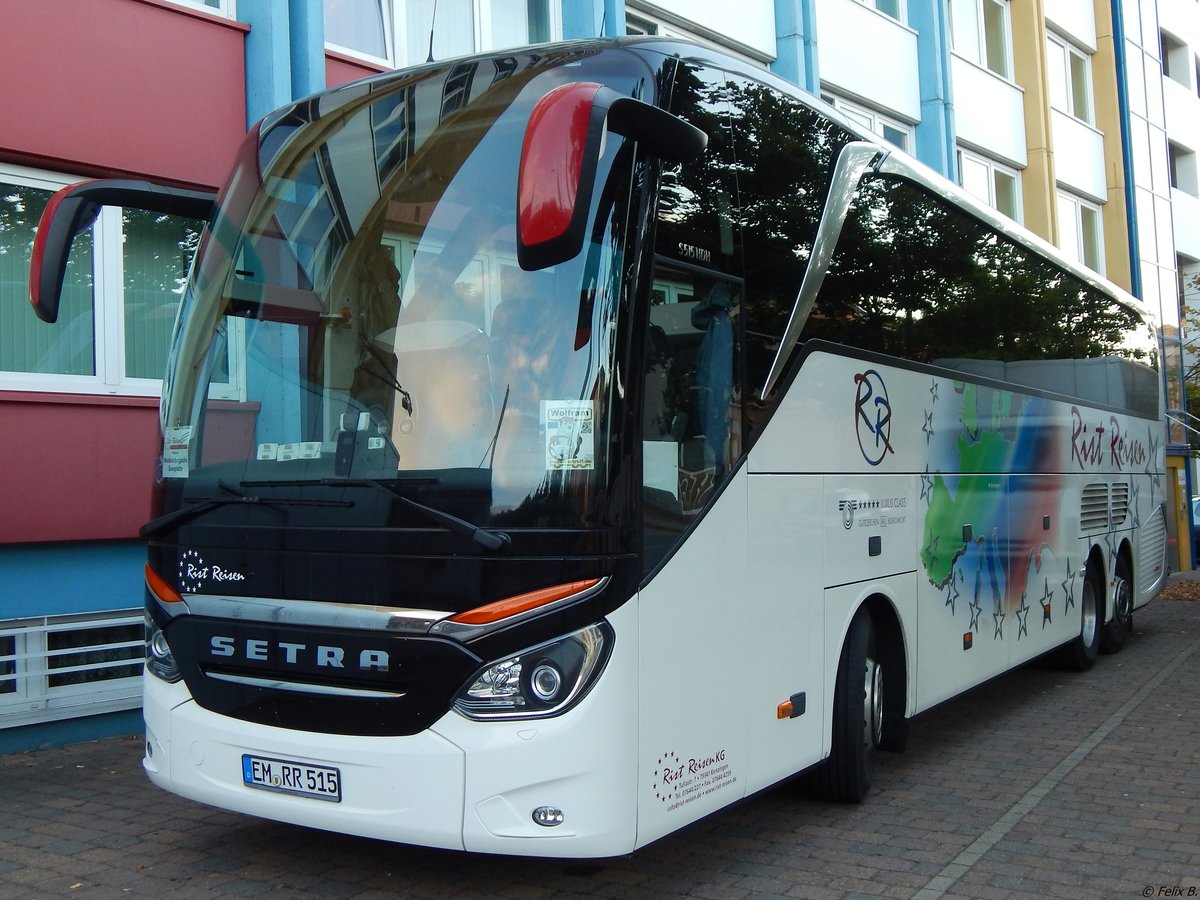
[1,594,1198,899]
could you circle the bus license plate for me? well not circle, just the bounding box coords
[242,754,341,802]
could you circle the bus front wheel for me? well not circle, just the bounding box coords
[810,609,879,803]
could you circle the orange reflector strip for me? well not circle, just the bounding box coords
[449,578,602,626]
[145,563,183,603]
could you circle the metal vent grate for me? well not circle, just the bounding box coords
[1137,505,1168,595]
[1110,483,1130,526]
[1080,483,1110,531]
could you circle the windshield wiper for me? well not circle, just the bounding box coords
[141,480,354,540]
[347,478,511,551]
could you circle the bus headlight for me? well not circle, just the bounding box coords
[145,617,182,683]
[453,622,612,720]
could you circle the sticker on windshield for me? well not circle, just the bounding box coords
[163,427,192,479]
[543,401,594,471]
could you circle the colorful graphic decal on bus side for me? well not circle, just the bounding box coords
[910,373,1157,644]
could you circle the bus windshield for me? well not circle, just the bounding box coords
[162,50,650,529]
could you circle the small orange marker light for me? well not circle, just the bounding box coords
[777,700,794,720]
[145,563,183,603]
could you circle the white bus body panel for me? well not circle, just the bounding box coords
[144,602,642,856]
[635,466,751,848]
[143,678,467,849]
[446,601,641,857]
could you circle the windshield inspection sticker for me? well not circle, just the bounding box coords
[543,400,595,471]
[163,427,192,479]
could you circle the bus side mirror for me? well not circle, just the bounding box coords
[517,83,707,271]
[30,179,216,323]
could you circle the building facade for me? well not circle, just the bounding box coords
[0,0,1189,751]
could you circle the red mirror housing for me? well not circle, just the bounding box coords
[30,179,216,323]
[516,82,707,271]
[516,83,608,271]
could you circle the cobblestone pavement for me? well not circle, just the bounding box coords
[1,597,1198,899]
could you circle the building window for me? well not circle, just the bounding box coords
[1170,142,1198,196]
[854,0,903,22]
[325,0,390,58]
[958,148,1021,221]
[824,94,913,153]
[1057,190,1104,274]
[950,0,1011,79]
[168,0,230,12]
[1046,32,1094,125]
[325,0,556,67]
[626,12,658,35]
[0,610,143,730]
[1161,30,1190,88]
[624,4,769,66]
[0,165,207,396]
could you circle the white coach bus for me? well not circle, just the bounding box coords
[30,37,1167,857]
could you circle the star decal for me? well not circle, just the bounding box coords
[1062,559,1076,614]
[945,572,961,615]
[920,466,935,504]
[1144,428,1160,478]
[1040,578,1053,627]
[1104,530,1119,570]
[924,533,941,568]
[969,597,983,631]
[1129,480,1141,529]
[929,379,939,403]
[993,608,1005,640]
[1016,594,1030,639]
[922,409,935,444]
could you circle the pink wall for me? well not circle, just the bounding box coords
[0,0,248,189]
[326,49,388,89]
[0,394,160,543]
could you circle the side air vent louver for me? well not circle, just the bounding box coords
[1110,483,1130,526]
[1138,505,1168,598]
[1081,483,1110,531]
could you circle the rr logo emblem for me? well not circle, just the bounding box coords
[854,370,894,466]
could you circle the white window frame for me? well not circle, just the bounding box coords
[1046,31,1094,126]
[167,0,235,16]
[958,147,1022,222]
[0,610,144,730]
[950,0,1013,81]
[624,3,771,68]
[0,162,242,400]
[853,0,905,23]
[823,94,914,154]
[325,0,563,69]
[1057,189,1105,275]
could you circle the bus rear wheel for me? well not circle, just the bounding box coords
[1061,563,1101,671]
[810,609,879,803]
[1101,555,1133,654]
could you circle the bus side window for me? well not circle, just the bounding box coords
[720,73,854,436]
[643,269,741,567]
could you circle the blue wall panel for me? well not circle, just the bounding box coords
[1,540,146,619]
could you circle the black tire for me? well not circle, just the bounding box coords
[1062,563,1101,671]
[810,609,881,803]
[1100,555,1133,654]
